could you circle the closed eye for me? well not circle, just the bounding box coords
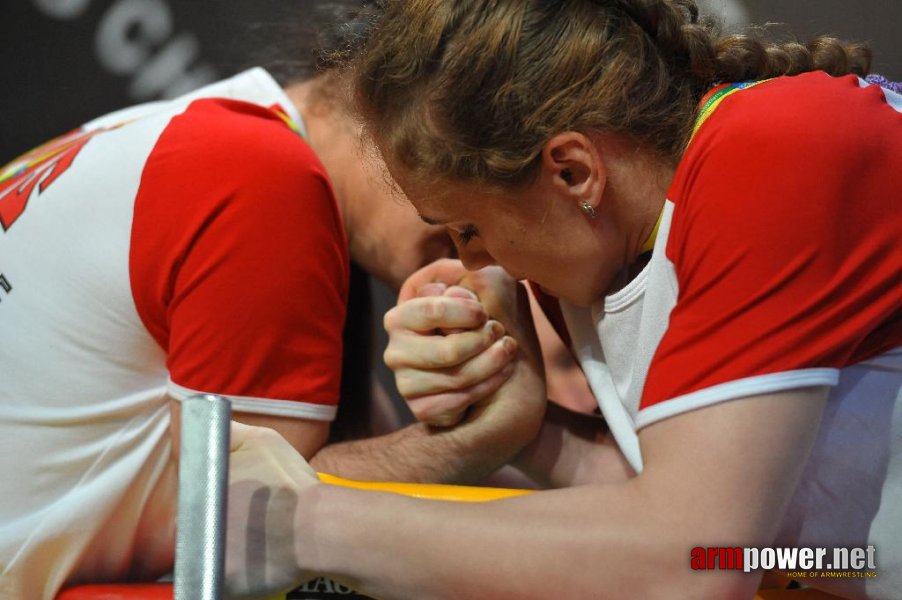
[456,224,479,246]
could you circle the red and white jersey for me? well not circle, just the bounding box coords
[550,73,901,598]
[0,68,348,598]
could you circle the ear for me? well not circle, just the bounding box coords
[541,132,606,213]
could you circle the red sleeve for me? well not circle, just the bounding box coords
[130,99,349,416]
[642,73,902,410]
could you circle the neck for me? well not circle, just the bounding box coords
[599,136,675,267]
[282,78,355,241]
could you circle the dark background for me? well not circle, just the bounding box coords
[1,0,309,163]
[0,0,902,164]
[721,0,901,78]
[2,0,900,164]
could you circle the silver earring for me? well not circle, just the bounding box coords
[580,201,597,219]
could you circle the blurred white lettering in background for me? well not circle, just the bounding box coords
[32,0,217,100]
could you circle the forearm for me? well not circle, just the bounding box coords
[233,388,824,600]
[300,482,751,600]
[512,402,634,488]
[310,420,526,485]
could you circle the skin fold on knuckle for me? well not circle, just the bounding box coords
[443,285,478,301]
[447,366,478,391]
[447,358,498,392]
[463,374,502,406]
[382,346,401,369]
[418,282,448,297]
[422,298,448,324]
[394,371,420,399]
[389,340,456,371]
[382,305,403,332]
[402,369,461,399]
[429,409,465,428]
[411,396,452,423]
[423,372,510,426]
[428,332,481,368]
[422,393,471,426]
[383,332,426,369]
[427,344,457,369]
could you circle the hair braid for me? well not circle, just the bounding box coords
[619,1,871,85]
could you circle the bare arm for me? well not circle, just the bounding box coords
[171,396,507,485]
[511,401,635,488]
[167,280,528,485]
[310,420,517,484]
[295,387,828,599]
[169,398,330,461]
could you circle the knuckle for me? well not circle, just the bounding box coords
[383,308,399,331]
[429,345,452,367]
[382,347,401,368]
[394,373,415,397]
[476,371,503,393]
[411,404,435,422]
[448,369,473,390]
[409,399,439,422]
[423,299,446,322]
[430,411,461,427]
[430,342,465,367]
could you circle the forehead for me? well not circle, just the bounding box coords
[379,164,458,220]
[387,170,505,226]
[375,144,529,227]
[411,183,496,229]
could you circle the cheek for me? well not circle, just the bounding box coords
[478,239,533,280]
[496,226,544,263]
[491,233,574,289]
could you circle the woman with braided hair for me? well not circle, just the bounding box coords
[220,1,902,598]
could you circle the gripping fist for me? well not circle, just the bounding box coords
[384,259,547,465]
[385,260,518,426]
[224,422,319,598]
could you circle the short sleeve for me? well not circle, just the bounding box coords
[640,74,902,418]
[130,99,349,420]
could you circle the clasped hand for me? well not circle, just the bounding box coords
[383,258,547,443]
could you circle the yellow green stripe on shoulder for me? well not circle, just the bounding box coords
[690,79,773,141]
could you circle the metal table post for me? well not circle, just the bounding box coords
[174,394,231,600]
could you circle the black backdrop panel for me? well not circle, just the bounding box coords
[3,1,900,165]
[743,0,901,83]
[1,0,296,164]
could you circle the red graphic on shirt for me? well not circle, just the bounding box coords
[0,128,103,231]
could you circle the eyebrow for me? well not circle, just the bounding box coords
[419,214,446,226]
